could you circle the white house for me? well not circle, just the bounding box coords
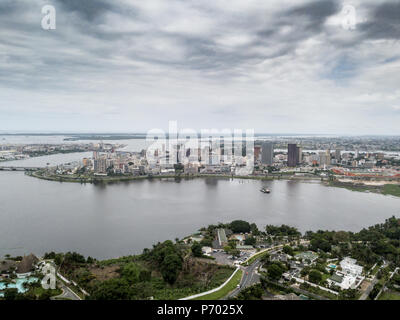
[202,246,212,256]
[340,257,363,277]
[328,257,364,290]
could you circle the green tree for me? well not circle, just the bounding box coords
[267,263,284,281]
[230,220,251,233]
[191,242,203,257]
[4,288,22,300]
[121,263,142,284]
[244,237,256,246]
[308,270,323,284]
[282,245,294,256]
[250,223,260,236]
[90,278,132,300]
[161,254,182,285]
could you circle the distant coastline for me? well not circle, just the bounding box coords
[25,170,400,198]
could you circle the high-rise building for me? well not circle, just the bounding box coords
[326,149,331,165]
[297,146,303,164]
[261,142,274,165]
[94,157,107,173]
[82,158,90,167]
[254,145,261,162]
[335,149,341,162]
[319,150,331,167]
[287,143,298,167]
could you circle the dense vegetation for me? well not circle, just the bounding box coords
[305,216,400,268]
[229,220,251,233]
[43,240,235,300]
[265,224,301,237]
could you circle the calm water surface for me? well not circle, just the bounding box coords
[1,170,399,259]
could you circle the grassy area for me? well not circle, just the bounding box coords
[193,269,243,300]
[321,273,331,283]
[243,250,268,266]
[153,267,235,300]
[378,291,400,300]
[382,184,400,197]
[370,264,381,276]
[328,180,400,198]
[243,246,283,266]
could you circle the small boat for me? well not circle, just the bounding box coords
[260,188,270,194]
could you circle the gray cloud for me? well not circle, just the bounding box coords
[54,0,114,21]
[0,0,399,134]
[286,0,340,29]
[359,2,400,40]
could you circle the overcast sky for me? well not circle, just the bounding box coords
[0,0,399,134]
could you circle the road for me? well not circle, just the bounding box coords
[227,260,262,299]
[359,262,388,300]
[226,247,284,299]
[51,283,81,300]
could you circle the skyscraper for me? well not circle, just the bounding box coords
[254,145,261,162]
[326,149,331,165]
[335,149,341,162]
[261,142,274,165]
[287,144,298,167]
[297,146,302,164]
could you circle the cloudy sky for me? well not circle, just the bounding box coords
[0,0,399,134]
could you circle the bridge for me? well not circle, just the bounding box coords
[0,166,43,171]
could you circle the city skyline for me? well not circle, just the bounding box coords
[1,0,400,134]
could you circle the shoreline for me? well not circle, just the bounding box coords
[26,171,326,184]
[25,170,400,198]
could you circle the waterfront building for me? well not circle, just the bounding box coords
[94,157,107,173]
[319,152,328,166]
[297,146,303,164]
[261,142,274,165]
[335,149,342,162]
[82,158,90,167]
[326,149,331,165]
[287,143,298,167]
[254,145,261,162]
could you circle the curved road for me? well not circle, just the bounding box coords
[227,260,262,298]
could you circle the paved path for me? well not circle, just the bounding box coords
[227,261,262,299]
[359,262,388,300]
[51,283,81,300]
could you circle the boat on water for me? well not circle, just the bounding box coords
[260,187,270,194]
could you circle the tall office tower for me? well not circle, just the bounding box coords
[94,157,107,173]
[326,149,331,165]
[297,146,303,164]
[335,149,342,162]
[220,137,224,157]
[261,142,274,165]
[319,152,327,166]
[208,137,213,165]
[287,143,298,167]
[254,145,261,161]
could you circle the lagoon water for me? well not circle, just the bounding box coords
[1,137,400,259]
[1,168,400,259]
